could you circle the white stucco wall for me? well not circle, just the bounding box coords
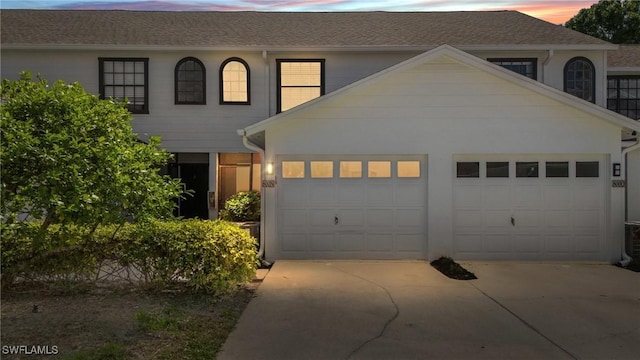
[261,54,624,262]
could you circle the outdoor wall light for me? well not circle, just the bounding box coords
[613,163,621,177]
[266,162,274,175]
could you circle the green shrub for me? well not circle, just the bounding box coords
[1,219,259,293]
[219,191,260,222]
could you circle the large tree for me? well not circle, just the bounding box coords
[565,0,640,44]
[1,72,182,245]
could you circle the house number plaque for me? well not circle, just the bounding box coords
[262,180,277,188]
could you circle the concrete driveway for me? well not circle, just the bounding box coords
[219,261,640,360]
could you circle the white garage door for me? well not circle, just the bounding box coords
[277,155,427,259]
[453,155,607,260]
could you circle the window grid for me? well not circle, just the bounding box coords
[607,76,639,120]
[99,58,148,113]
[175,57,206,105]
[277,59,325,113]
[488,58,537,79]
[220,58,250,104]
[564,57,595,103]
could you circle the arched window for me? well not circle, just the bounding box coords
[564,57,595,103]
[175,57,206,104]
[220,58,250,104]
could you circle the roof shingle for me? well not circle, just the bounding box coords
[608,45,640,68]
[0,10,612,49]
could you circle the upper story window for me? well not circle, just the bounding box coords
[277,59,325,113]
[488,58,537,80]
[99,58,148,114]
[564,57,595,103]
[607,76,639,120]
[220,58,250,104]
[175,57,206,105]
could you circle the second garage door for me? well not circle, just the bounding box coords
[277,155,427,259]
[453,155,607,260]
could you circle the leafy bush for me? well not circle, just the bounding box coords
[219,191,260,222]
[1,219,259,292]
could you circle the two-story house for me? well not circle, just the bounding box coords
[2,10,639,263]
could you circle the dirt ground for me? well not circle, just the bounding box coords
[1,281,258,359]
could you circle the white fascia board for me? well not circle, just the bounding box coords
[244,44,640,137]
[608,67,640,73]
[1,43,618,52]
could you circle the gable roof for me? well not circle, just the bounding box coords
[242,44,640,145]
[608,45,640,69]
[1,10,614,51]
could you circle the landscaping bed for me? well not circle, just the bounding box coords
[430,257,477,280]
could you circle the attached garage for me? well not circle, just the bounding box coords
[277,155,427,259]
[241,45,640,263]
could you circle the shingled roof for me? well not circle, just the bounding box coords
[608,45,640,68]
[1,10,613,50]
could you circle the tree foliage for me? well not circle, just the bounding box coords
[565,0,640,44]
[1,72,182,247]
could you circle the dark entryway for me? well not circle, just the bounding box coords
[165,153,210,219]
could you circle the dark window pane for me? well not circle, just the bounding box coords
[487,162,509,178]
[546,162,569,177]
[516,162,539,178]
[576,162,599,177]
[457,162,480,178]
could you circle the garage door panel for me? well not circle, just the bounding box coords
[545,235,572,252]
[367,209,394,227]
[281,234,308,251]
[574,235,599,252]
[396,234,424,252]
[513,235,541,253]
[484,235,512,252]
[573,186,602,208]
[513,210,540,227]
[281,209,307,228]
[455,210,483,228]
[544,186,572,208]
[336,233,365,251]
[395,183,426,205]
[455,235,483,252]
[310,209,335,227]
[574,210,601,229]
[545,210,571,228]
[368,234,394,252]
[337,183,365,204]
[396,209,424,227]
[308,182,335,205]
[484,186,511,208]
[337,209,365,227]
[484,210,512,228]
[454,185,482,208]
[310,233,335,251]
[514,185,542,208]
[366,184,394,204]
[281,183,307,206]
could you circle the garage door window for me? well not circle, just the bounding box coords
[486,162,509,178]
[457,162,480,178]
[398,161,420,178]
[516,162,539,177]
[311,161,333,178]
[282,161,305,178]
[546,162,569,177]
[340,161,362,178]
[368,161,391,178]
[576,161,599,177]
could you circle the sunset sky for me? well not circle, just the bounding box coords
[1,0,598,24]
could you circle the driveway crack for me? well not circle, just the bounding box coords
[330,265,400,360]
[469,282,578,360]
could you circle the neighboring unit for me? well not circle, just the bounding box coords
[1,10,638,262]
